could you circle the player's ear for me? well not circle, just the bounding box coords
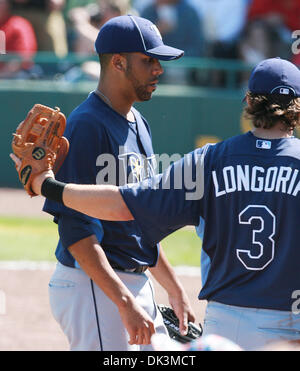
[112,54,126,72]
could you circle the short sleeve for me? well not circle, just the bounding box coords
[58,214,104,249]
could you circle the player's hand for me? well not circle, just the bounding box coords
[10,153,54,196]
[168,292,196,336]
[10,153,21,171]
[118,299,155,346]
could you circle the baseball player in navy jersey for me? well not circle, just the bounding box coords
[13,58,300,350]
[30,15,195,351]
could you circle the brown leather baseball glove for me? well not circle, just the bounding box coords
[12,104,69,196]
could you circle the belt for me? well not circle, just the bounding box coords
[110,264,149,274]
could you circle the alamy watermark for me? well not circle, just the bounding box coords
[292,290,300,315]
[291,30,300,55]
[0,31,6,55]
[95,147,204,200]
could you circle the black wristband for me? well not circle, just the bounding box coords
[41,177,66,204]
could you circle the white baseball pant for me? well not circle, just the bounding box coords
[48,262,168,351]
[203,301,300,350]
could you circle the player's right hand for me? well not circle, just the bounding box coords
[31,170,55,196]
[10,153,55,196]
[10,153,21,171]
[118,300,155,346]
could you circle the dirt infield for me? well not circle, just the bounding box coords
[0,188,206,351]
[0,266,205,351]
[0,188,47,219]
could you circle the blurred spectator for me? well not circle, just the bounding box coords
[141,0,204,57]
[64,0,132,82]
[239,19,276,65]
[191,0,249,59]
[0,0,38,78]
[132,0,153,14]
[248,0,300,34]
[140,0,204,85]
[11,0,68,57]
[242,0,300,62]
[185,0,249,87]
[68,0,131,55]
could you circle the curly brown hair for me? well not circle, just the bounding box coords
[244,92,300,131]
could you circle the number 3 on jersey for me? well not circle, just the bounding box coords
[237,205,276,270]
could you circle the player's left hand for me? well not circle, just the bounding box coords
[168,291,196,336]
[11,104,69,196]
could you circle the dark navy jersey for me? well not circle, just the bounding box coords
[43,92,159,269]
[120,131,300,311]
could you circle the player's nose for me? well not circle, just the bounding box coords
[153,60,164,76]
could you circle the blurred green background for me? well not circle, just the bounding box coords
[0,55,255,188]
[0,216,201,266]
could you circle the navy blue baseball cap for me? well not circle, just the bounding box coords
[248,57,300,97]
[95,15,184,61]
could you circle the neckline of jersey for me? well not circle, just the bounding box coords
[247,130,295,142]
[92,91,137,125]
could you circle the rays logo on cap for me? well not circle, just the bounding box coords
[150,24,162,40]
